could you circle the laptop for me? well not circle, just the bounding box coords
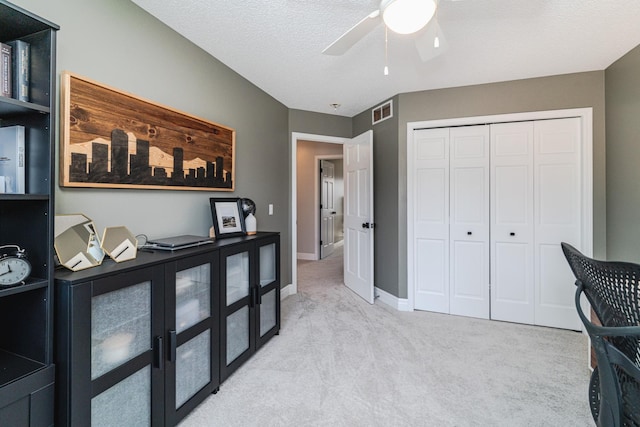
[146,235,214,251]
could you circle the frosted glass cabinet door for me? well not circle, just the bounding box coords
[91,366,151,427]
[91,281,151,379]
[256,235,280,349]
[260,288,277,337]
[226,251,249,305]
[259,243,276,286]
[175,330,211,409]
[226,306,249,364]
[175,264,211,333]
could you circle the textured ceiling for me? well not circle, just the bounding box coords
[130,0,640,117]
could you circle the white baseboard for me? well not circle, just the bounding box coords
[281,283,296,300]
[297,252,316,261]
[375,287,411,311]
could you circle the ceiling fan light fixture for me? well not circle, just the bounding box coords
[382,0,436,35]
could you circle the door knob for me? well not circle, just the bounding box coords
[362,222,370,229]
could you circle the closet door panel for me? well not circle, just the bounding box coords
[413,129,449,313]
[490,122,534,324]
[449,126,490,319]
[534,118,582,330]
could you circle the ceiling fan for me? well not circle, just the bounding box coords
[322,0,453,63]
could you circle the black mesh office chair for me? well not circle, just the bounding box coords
[561,243,640,426]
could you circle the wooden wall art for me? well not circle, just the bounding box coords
[60,71,235,191]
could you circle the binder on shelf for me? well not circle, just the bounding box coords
[6,40,29,102]
[0,42,11,98]
[0,125,26,194]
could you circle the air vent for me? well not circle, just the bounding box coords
[372,100,393,125]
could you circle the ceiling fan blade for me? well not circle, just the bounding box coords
[415,19,448,62]
[322,11,381,56]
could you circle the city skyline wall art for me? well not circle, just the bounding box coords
[60,71,235,191]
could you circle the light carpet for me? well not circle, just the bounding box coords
[180,246,593,426]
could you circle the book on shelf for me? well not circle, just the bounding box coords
[0,125,26,194]
[6,40,30,102]
[0,42,11,98]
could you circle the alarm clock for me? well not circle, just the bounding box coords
[0,245,31,287]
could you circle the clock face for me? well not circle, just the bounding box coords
[0,257,31,286]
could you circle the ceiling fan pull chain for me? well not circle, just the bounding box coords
[384,26,389,76]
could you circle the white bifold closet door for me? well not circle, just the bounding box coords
[490,118,582,330]
[413,128,450,313]
[449,126,490,319]
[412,125,490,318]
[490,122,535,324]
[412,117,582,330]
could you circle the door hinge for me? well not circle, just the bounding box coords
[320,240,323,245]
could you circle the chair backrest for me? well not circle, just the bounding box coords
[562,242,640,427]
[561,243,640,362]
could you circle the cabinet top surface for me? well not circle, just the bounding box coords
[54,232,279,284]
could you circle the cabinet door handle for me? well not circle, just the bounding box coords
[467,231,472,235]
[154,336,163,370]
[251,285,260,307]
[168,330,177,362]
[510,232,516,236]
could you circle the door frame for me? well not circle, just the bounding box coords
[406,108,593,312]
[317,155,343,260]
[291,132,348,295]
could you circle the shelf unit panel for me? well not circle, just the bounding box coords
[0,349,46,388]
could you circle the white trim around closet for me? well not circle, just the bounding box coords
[406,108,593,312]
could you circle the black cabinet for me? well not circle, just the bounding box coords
[55,233,279,426]
[0,1,58,425]
[220,234,280,381]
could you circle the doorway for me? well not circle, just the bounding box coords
[290,131,374,304]
[320,158,344,259]
[290,133,348,296]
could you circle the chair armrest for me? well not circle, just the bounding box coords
[575,284,640,338]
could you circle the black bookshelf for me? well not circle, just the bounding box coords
[0,1,58,425]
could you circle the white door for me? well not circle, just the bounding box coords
[490,121,535,324]
[533,118,582,330]
[320,159,336,259]
[449,126,490,319]
[412,128,450,313]
[343,130,374,304]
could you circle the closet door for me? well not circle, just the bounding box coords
[449,126,490,319]
[533,118,582,330]
[412,128,450,313]
[490,122,535,324]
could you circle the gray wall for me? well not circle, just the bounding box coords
[605,44,640,261]
[14,0,291,281]
[354,74,606,299]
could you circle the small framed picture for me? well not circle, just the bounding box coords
[209,198,246,239]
